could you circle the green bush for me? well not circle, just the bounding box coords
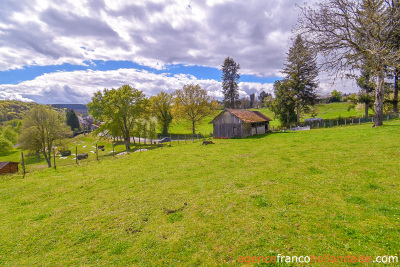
[0,136,13,154]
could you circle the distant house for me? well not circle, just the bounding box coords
[0,162,19,175]
[210,109,272,138]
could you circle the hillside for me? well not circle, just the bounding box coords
[1,119,399,265]
[0,100,38,122]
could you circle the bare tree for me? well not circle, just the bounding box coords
[298,0,400,126]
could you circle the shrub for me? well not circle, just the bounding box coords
[0,136,13,154]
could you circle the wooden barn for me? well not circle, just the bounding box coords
[0,162,19,175]
[210,109,272,138]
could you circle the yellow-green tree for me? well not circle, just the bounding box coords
[87,84,148,150]
[172,84,214,135]
[149,91,173,135]
[19,106,71,167]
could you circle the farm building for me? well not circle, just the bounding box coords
[210,109,272,138]
[0,162,19,175]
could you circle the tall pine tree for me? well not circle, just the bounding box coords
[283,35,319,124]
[66,109,80,132]
[221,57,240,108]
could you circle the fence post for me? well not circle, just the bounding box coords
[139,135,141,151]
[113,144,115,157]
[53,149,56,170]
[185,134,187,144]
[178,135,179,145]
[21,151,25,178]
[170,135,172,146]
[96,144,98,160]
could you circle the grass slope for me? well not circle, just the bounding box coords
[168,102,371,134]
[1,121,400,266]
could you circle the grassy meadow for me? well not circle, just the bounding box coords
[167,102,372,134]
[1,119,399,265]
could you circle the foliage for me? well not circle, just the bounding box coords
[330,90,342,103]
[0,100,38,122]
[299,0,400,126]
[221,57,240,108]
[172,84,214,135]
[66,109,80,132]
[19,106,71,167]
[0,136,13,154]
[282,35,319,124]
[87,85,148,150]
[149,91,173,135]
[270,80,297,127]
[1,125,18,144]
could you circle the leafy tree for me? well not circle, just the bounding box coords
[330,90,342,103]
[0,136,13,154]
[282,35,319,124]
[249,93,255,108]
[1,125,18,144]
[66,109,80,132]
[149,91,173,135]
[87,84,148,151]
[19,106,71,167]
[221,57,240,108]
[270,80,297,127]
[299,0,400,126]
[172,84,214,135]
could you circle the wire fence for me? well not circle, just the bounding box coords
[270,113,400,132]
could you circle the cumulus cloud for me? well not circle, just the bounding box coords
[0,68,275,104]
[0,0,302,75]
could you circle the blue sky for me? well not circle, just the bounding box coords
[0,0,347,104]
[0,61,279,85]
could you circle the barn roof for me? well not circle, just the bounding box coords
[210,109,272,123]
[0,162,19,169]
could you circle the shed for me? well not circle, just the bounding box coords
[210,109,272,138]
[0,162,19,175]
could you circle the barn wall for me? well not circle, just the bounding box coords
[0,163,18,175]
[213,123,242,138]
[242,123,252,137]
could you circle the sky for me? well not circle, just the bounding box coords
[0,0,357,104]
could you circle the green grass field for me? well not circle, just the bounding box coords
[167,102,372,134]
[1,119,399,266]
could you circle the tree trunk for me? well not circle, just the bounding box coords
[296,102,300,125]
[364,103,369,119]
[124,132,130,151]
[374,71,385,127]
[192,120,196,135]
[393,72,398,113]
[43,148,51,168]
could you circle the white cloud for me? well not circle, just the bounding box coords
[0,0,302,75]
[0,68,275,104]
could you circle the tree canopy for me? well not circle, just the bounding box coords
[87,84,148,150]
[283,35,319,124]
[172,84,214,135]
[150,91,173,135]
[221,57,240,108]
[299,0,400,126]
[19,106,71,167]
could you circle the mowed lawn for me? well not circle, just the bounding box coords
[1,120,400,266]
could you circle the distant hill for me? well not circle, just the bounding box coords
[0,100,39,122]
[51,104,88,116]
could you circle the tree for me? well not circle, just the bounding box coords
[270,80,297,127]
[172,84,214,135]
[19,106,71,167]
[283,35,319,125]
[0,136,13,154]
[87,84,148,151]
[299,0,400,126]
[149,91,173,135]
[356,63,375,117]
[1,125,18,144]
[221,57,240,108]
[66,109,80,132]
[330,90,343,103]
